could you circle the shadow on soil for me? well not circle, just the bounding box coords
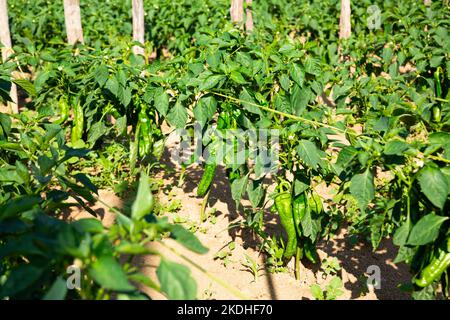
[155,147,412,300]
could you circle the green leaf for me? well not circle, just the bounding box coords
[279,74,291,91]
[0,264,45,298]
[74,173,98,195]
[350,169,375,211]
[384,140,410,156]
[88,122,108,145]
[193,96,217,127]
[0,195,41,221]
[72,218,104,234]
[199,74,225,91]
[13,79,36,96]
[304,56,321,76]
[131,172,154,220]
[290,64,305,87]
[115,116,127,136]
[290,84,310,116]
[167,100,188,128]
[239,88,262,115]
[154,89,169,117]
[334,146,358,175]
[88,255,134,291]
[393,220,410,246]
[157,258,197,300]
[407,214,448,246]
[231,173,249,207]
[417,165,448,209]
[230,71,247,84]
[310,284,324,300]
[170,225,208,254]
[43,277,68,300]
[246,180,265,209]
[393,245,415,264]
[296,140,322,170]
[94,65,109,87]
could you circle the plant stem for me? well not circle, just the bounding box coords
[200,188,211,223]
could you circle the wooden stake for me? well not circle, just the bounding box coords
[230,0,244,24]
[339,0,351,40]
[0,0,18,114]
[132,0,145,56]
[245,0,253,33]
[63,0,84,45]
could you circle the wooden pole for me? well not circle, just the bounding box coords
[245,0,253,33]
[132,0,145,56]
[339,0,351,39]
[0,0,18,114]
[63,0,84,45]
[230,0,244,24]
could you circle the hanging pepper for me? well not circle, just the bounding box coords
[71,97,84,144]
[432,67,442,122]
[138,106,152,157]
[415,237,450,288]
[54,96,70,125]
[292,192,307,238]
[197,163,217,197]
[274,182,297,261]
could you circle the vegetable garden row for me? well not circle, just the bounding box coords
[0,0,449,300]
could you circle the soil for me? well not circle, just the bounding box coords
[67,146,412,300]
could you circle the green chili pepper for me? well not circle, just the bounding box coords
[197,163,217,197]
[432,67,443,122]
[434,67,442,98]
[304,239,319,264]
[54,96,70,125]
[274,189,297,261]
[71,98,84,144]
[432,106,441,122]
[138,107,152,157]
[293,192,307,237]
[415,249,450,288]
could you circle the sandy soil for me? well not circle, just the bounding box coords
[67,148,412,300]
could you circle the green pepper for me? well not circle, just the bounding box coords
[293,192,307,238]
[138,106,153,157]
[434,67,442,98]
[274,191,297,261]
[304,239,319,264]
[54,96,70,125]
[197,163,217,197]
[432,106,441,123]
[71,98,84,144]
[432,67,443,123]
[415,250,450,288]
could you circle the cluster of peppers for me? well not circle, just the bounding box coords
[414,236,450,289]
[274,181,319,264]
[52,94,84,145]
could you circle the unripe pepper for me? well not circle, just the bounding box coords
[415,237,450,288]
[274,191,297,260]
[293,192,307,237]
[54,96,70,125]
[415,249,450,288]
[71,98,84,144]
[197,163,217,197]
